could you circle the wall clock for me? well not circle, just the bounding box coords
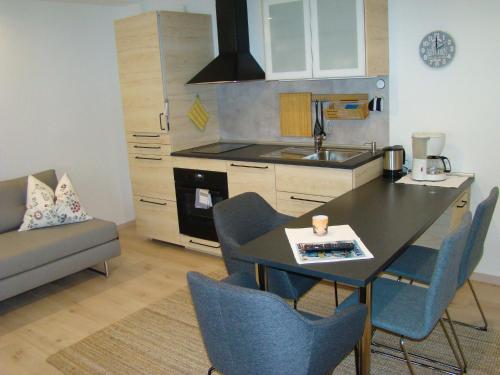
[419,31,456,68]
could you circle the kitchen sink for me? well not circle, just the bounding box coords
[303,149,366,162]
[260,147,368,163]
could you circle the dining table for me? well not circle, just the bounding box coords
[234,176,473,374]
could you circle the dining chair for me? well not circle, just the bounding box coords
[188,271,367,375]
[337,212,472,374]
[213,192,321,307]
[385,186,498,331]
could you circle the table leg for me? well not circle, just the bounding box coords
[256,264,268,291]
[358,283,372,375]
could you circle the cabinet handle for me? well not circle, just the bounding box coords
[133,134,160,138]
[133,145,161,150]
[139,199,167,206]
[229,163,269,169]
[135,156,163,161]
[456,200,468,208]
[159,112,165,131]
[189,239,220,249]
[290,196,328,204]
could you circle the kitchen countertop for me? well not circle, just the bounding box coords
[171,142,383,169]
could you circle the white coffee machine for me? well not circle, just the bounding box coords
[411,132,451,181]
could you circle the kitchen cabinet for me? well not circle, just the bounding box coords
[414,189,470,249]
[180,235,221,257]
[263,0,388,79]
[114,11,220,245]
[276,191,333,217]
[134,196,181,245]
[227,161,277,207]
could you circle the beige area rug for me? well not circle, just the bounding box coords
[48,273,500,374]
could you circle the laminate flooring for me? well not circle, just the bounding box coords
[0,224,498,374]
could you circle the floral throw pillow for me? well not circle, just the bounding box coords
[18,176,60,231]
[18,174,92,231]
[54,173,92,224]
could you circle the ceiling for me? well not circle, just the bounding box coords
[39,0,142,6]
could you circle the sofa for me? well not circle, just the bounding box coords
[0,169,121,301]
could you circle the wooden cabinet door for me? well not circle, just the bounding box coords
[134,196,180,245]
[227,161,277,208]
[128,155,175,201]
[115,12,167,134]
[277,192,333,217]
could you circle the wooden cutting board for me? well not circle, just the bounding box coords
[280,93,312,137]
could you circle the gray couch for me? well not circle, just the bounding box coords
[0,169,121,301]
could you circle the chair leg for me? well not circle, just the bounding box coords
[208,366,216,374]
[468,279,488,331]
[445,309,468,372]
[354,344,360,375]
[439,319,464,374]
[334,281,339,307]
[399,337,417,375]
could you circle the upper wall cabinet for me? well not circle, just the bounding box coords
[262,0,388,80]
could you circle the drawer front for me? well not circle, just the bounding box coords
[227,161,276,207]
[172,157,227,172]
[134,196,181,245]
[180,235,221,257]
[128,155,175,201]
[450,190,470,231]
[275,164,352,197]
[277,192,334,217]
[126,132,170,145]
[128,143,171,156]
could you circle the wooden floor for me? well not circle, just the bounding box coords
[0,224,499,374]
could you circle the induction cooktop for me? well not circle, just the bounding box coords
[190,143,251,154]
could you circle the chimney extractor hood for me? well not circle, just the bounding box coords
[187,0,265,84]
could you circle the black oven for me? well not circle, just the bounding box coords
[174,168,228,242]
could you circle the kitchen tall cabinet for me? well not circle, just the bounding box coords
[262,0,388,79]
[114,11,220,245]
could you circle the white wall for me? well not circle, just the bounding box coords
[389,0,500,276]
[0,0,138,224]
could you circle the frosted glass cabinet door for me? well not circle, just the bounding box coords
[310,0,366,77]
[263,0,313,80]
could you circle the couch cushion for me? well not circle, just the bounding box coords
[0,219,118,280]
[0,170,58,234]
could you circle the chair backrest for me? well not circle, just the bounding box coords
[0,170,58,234]
[458,187,499,285]
[187,271,366,375]
[424,212,472,331]
[188,271,312,375]
[213,192,290,275]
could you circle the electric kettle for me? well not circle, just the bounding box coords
[383,145,405,180]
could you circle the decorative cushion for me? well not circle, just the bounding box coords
[18,174,92,231]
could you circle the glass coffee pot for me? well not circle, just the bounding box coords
[427,155,451,177]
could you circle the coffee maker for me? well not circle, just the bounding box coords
[411,132,451,181]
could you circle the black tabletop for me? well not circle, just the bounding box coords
[236,177,473,287]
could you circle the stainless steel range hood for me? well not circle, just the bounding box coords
[187,0,265,84]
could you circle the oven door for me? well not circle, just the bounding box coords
[175,185,227,242]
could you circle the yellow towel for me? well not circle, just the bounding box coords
[188,95,210,130]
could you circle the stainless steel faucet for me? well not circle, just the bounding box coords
[364,141,377,154]
[314,134,325,153]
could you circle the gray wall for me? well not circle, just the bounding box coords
[217,77,389,147]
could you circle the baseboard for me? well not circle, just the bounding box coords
[471,272,500,286]
[118,220,135,230]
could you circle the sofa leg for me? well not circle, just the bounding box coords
[88,261,109,278]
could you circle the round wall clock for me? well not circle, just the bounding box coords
[419,31,456,68]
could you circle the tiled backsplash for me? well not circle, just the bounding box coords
[216,77,389,147]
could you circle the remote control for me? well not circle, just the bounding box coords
[298,241,355,253]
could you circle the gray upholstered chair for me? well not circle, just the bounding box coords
[213,192,320,305]
[188,271,367,375]
[338,212,472,374]
[385,186,498,331]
